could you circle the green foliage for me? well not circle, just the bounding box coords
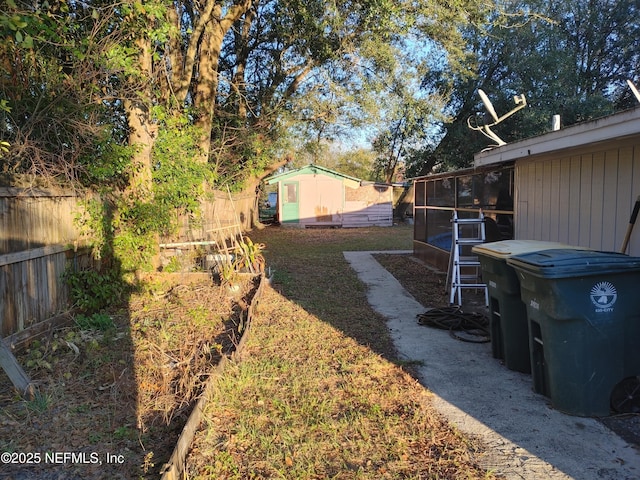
[211,124,280,191]
[63,268,126,314]
[74,313,115,332]
[153,115,216,211]
[162,255,182,273]
[416,0,640,172]
[234,237,266,274]
[25,391,52,414]
[80,140,135,189]
[74,112,218,274]
[75,197,116,264]
[112,226,159,273]
[0,0,127,184]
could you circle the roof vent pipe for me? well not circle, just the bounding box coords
[552,115,561,131]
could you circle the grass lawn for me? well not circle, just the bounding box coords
[185,225,500,479]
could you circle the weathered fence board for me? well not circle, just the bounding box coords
[0,246,83,336]
[0,187,257,338]
[0,188,80,255]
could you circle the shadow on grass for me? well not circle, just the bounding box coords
[249,224,414,363]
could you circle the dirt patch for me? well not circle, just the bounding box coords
[372,253,488,313]
[0,273,260,479]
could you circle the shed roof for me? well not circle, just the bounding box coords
[266,164,362,186]
[474,106,640,168]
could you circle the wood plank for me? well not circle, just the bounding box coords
[0,336,35,398]
[1,266,13,336]
[602,148,620,252]
[3,313,74,353]
[0,187,76,198]
[589,151,605,249]
[579,153,593,247]
[557,157,571,243]
[567,155,582,246]
[0,244,70,268]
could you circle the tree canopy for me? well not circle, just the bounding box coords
[409,0,640,176]
[1,0,638,268]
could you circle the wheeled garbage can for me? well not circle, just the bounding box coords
[506,249,640,417]
[472,240,574,374]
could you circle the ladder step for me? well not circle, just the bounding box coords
[456,239,485,245]
[448,210,488,306]
[453,218,485,224]
[457,274,483,280]
[457,258,481,266]
[452,284,487,289]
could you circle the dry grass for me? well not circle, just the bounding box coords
[0,273,259,479]
[185,225,500,479]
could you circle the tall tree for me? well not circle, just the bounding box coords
[413,0,640,175]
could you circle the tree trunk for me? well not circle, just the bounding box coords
[123,37,160,271]
[124,37,155,199]
[193,23,225,164]
[241,156,290,228]
[193,2,253,164]
[124,99,156,200]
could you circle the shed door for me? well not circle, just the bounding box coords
[281,181,299,223]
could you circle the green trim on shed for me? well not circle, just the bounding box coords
[266,164,362,185]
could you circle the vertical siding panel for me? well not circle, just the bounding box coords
[567,156,582,246]
[579,153,593,247]
[515,162,532,238]
[514,164,523,238]
[530,163,544,240]
[603,148,623,252]
[540,160,551,240]
[549,158,562,241]
[557,157,571,243]
[526,161,537,238]
[590,151,605,249]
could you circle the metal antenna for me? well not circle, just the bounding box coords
[627,80,640,104]
[467,89,527,148]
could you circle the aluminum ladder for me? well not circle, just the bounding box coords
[447,210,489,306]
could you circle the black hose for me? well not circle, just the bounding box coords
[417,307,490,343]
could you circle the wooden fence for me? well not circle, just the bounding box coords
[0,187,256,338]
[164,190,259,244]
[0,245,92,337]
[0,188,83,337]
[0,187,80,255]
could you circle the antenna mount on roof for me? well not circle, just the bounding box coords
[467,89,527,149]
[627,80,640,104]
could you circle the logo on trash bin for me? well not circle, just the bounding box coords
[590,282,617,312]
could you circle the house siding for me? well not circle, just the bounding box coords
[343,184,393,227]
[294,173,344,226]
[515,138,640,255]
[269,166,393,227]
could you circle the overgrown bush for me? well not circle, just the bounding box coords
[63,268,126,313]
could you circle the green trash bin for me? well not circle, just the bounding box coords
[472,240,575,373]
[507,249,640,417]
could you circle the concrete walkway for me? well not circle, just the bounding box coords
[344,250,640,480]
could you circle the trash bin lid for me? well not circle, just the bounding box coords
[472,240,575,259]
[506,249,640,278]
